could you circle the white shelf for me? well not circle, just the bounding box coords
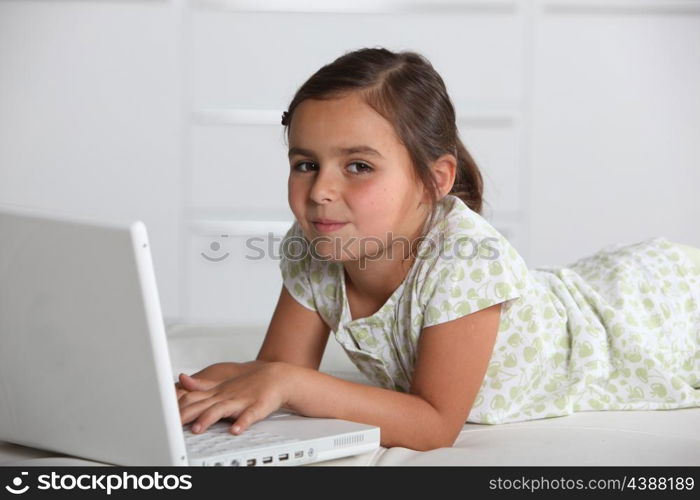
[543,0,700,15]
[190,219,293,237]
[194,0,518,14]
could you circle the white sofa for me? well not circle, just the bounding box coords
[1,324,699,466]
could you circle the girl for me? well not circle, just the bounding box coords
[176,47,700,451]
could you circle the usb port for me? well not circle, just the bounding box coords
[294,451,303,459]
[262,456,273,464]
[278,453,289,461]
[246,458,256,466]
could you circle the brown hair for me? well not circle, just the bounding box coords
[281,47,484,235]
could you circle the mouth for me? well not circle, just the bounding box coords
[311,220,347,233]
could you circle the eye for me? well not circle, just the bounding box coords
[292,161,317,173]
[348,162,373,175]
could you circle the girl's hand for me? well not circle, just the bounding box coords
[177,361,296,435]
[174,361,266,400]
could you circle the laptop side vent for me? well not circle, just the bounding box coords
[333,433,364,448]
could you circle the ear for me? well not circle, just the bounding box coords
[430,153,457,199]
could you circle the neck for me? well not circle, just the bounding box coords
[343,251,415,306]
[342,212,429,305]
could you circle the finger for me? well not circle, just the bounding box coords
[180,398,214,426]
[174,381,184,396]
[178,389,211,409]
[192,400,243,434]
[179,394,223,425]
[179,373,215,392]
[231,404,266,435]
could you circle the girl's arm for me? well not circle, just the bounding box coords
[255,285,331,369]
[285,302,502,451]
[176,285,330,397]
[179,290,502,451]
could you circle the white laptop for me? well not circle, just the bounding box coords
[0,206,380,466]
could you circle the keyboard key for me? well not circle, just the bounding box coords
[183,421,300,458]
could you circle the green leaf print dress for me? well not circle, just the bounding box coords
[279,195,700,424]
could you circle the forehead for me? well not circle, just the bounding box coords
[288,94,403,154]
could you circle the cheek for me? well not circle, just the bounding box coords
[349,182,399,227]
[288,178,305,208]
[350,184,379,209]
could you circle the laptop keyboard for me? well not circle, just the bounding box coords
[184,421,300,457]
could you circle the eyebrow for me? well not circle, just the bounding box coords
[287,145,384,159]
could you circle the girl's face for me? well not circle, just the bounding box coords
[287,92,430,262]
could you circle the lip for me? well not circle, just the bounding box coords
[312,218,345,224]
[312,220,347,233]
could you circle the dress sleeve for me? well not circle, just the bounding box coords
[418,234,524,328]
[278,221,318,312]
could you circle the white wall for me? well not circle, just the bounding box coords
[529,0,700,267]
[184,1,529,325]
[1,0,698,327]
[0,0,183,320]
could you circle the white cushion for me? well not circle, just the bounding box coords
[2,324,698,466]
[166,324,700,466]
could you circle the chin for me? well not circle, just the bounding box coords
[308,244,344,262]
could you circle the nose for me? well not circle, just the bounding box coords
[308,166,340,204]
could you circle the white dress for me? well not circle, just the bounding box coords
[279,195,700,424]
